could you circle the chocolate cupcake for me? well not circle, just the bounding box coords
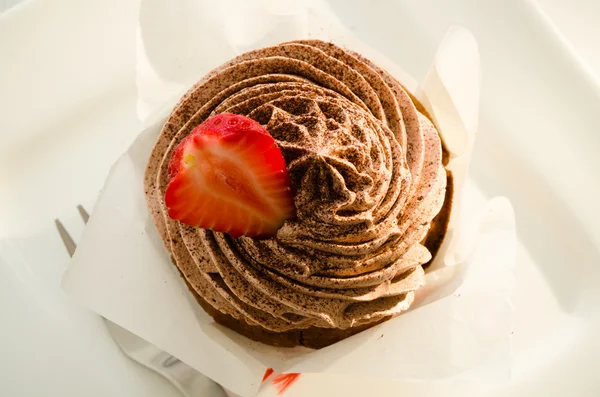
[144,40,451,348]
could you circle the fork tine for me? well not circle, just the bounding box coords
[54,219,77,257]
[77,205,90,224]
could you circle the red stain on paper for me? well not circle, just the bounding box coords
[261,368,301,395]
[262,368,275,382]
[272,373,301,395]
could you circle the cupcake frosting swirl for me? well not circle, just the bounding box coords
[145,40,447,331]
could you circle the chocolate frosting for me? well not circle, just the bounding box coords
[145,40,446,332]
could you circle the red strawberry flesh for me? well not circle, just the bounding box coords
[164,113,294,238]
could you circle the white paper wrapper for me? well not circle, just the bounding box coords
[62,2,516,396]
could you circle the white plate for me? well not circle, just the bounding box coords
[1,0,600,396]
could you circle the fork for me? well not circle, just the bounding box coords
[55,205,228,397]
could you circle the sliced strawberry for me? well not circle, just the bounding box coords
[165,113,295,238]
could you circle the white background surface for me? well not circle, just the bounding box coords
[1,0,600,396]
